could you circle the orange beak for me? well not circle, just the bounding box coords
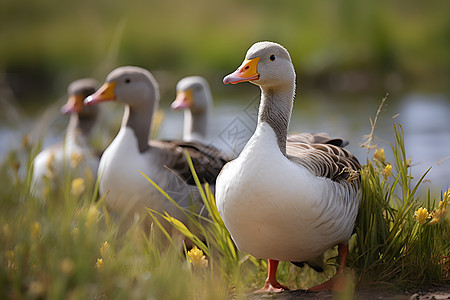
[223,57,260,84]
[61,94,84,114]
[84,82,117,105]
[171,89,193,110]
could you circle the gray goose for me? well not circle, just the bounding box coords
[32,78,100,195]
[215,42,361,292]
[84,66,227,231]
[171,76,213,144]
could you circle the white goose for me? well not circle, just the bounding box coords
[216,42,361,292]
[84,66,227,231]
[171,76,213,144]
[32,78,100,195]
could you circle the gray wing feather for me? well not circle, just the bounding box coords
[150,140,229,185]
[286,133,360,184]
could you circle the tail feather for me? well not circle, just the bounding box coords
[291,254,325,273]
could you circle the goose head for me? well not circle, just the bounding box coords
[61,78,99,118]
[84,66,159,110]
[171,76,212,114]
[223,41,295,89]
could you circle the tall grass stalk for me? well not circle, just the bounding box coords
[142,151,260,295]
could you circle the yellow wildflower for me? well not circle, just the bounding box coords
[440,200,448,211]
[96,258,104,269]
[382,164,392,179]
[70,153,84,169]
[429,209,447,225]
[60,258,74,275]
[428,218,439,225]
[31,222,41,240]
[435,203,449,221]
[444,189,450,201]
[100,241,110,260]
[373,148,385,163]
[429,193,449,225]
[414,207,430,224]
[187,246,208,268]
[442,189,450,208]
[71,178,85,197]
[438,206,448,220]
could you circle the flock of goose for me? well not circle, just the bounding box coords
[31,41,362,293]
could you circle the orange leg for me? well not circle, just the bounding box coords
[255,259,290,293]
[309,243,349,292]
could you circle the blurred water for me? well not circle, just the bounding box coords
[398,94,450,189]
[160,92,450,189]
[1,91,449,190]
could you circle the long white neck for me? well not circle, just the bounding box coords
[257,83,295,156]
[122,102,154,152]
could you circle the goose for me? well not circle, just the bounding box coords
[216,42,361,292]
[84,66,227,231]
[170,76,213,144]
[32,78,100,195]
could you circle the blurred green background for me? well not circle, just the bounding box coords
[1,0,450,189]
[1,0,449,111]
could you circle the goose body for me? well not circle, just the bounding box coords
[32,78,100,195]
[171,76,213,144]
[216,42,361,292]
[218,123,358,262]
[85,66,227,229]
[95,126,169,216]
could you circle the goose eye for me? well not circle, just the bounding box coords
[125,78,131,84]
[269,54,276,61]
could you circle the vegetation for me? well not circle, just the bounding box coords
[1,0,450,111]
[0,110,448,299]
[352,118,449,284]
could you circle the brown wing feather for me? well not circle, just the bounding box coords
[150,140,228,185]
[286,134,360,184]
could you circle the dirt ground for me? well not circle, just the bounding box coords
[246,284,450,299]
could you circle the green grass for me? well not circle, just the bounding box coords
[351,118,449,285]
[0,116,448,299]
